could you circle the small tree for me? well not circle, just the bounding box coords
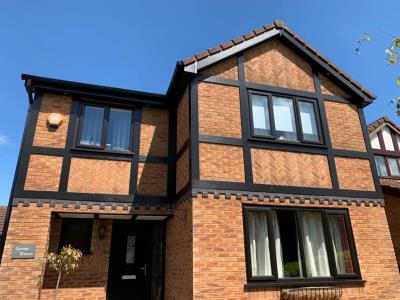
[46,245,83,300]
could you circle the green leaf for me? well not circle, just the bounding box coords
[397,77,400,85]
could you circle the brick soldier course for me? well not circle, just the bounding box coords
[0,20,399,299]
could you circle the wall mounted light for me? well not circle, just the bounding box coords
[47,113,64,128]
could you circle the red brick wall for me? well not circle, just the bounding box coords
[33,94,72,149]
[191,194,400,300]
[198,82,242,138]
[165,198,193,300]
[137,162,168,196]
[67,158,131,195]
[177,87,189,152]
[325,101,366,152]
[0,203,170,300]
[383,193,400,270]
[320,72,351,98]
[251,148,332,188]
[200,57,238,80]
[176,148,189,193]
[40,218,112,300]
[24,154,63,191]
[140,107,169,157]
[199,143,245,182]
[244,39,315,92]
[335,157,375,191]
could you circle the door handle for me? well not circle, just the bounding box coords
[139,263,147,277]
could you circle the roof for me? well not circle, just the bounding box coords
[368,116,400,135]
[181,20,375,101]
[0,206,6,235]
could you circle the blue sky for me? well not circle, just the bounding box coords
[0,1,398,205]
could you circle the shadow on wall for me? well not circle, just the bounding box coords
[136,108,169,198]
[41,218,112,293]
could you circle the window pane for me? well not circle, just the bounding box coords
[374,156,388,176]
[251,94,271,136]
[59,219,93,254]
[107,108,132,150]
[388,158,400,176]
[80,106,105,147]
[300,212,331,277]
[126,235,136,264]
[275,210,303,278]
[299,101,319,142]
[272,96,298,141]
[328,215,354,274]
[248,211,272,277]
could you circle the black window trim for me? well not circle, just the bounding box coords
[375,154,400,178]
[248,90,324,146]
[75,102,135,153]
[242,205,361,285]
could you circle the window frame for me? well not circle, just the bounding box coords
[248,91,323,146]
[242,205,361,285]
[58,218,94,254]
[76,102,135,153]
[375,155,400,178]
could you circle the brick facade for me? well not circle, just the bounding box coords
[190,194,400,300]
[24,154,63,191]
[176,87,189,152]
[200,57,238,80]
[137,162,168,196]
[32,94,72,149]
[67,158,131,195]
[320,72,351,98]
[199,143,245,182]
[198,82,242,138]
[140,107,169,157]
[335,157,375,191]
[251,148,332,188]
[244,39,315,92]
[325,101,367,152]
[176,148,189,193]
[384,194,400,270]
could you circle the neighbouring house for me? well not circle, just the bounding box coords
[0,206,6,244]
[369,116,400,271]
[0,20,399,300]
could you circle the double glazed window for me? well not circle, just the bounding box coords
[243,206,360,282]
[78,104,133,151]
[375,155,400,177]
[249,92,321,143]
[58,218,93,254]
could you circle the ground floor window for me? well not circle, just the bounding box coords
[243,206,360,283]
[58,218,93,254]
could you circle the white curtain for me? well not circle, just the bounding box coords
[107,108,131,150]
[301,212,330,277]
[80,106,104,146]
[248,211,271,276]
[328,215,353,274]
[271,211,283,278]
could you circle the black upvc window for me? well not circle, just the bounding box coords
[77,104,134,151]
[58,218,93,254]
[374,155,400,177]
[243,206,361,283]
[249,92,322,144]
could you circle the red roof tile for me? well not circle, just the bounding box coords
[181,20,375,99]
[368,116,400,134]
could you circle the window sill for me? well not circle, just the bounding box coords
[244,278,365,288]
[248,137,326,148]
[71,147,134,156]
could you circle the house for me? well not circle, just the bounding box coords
[0,206,6,245]
[0,20,399,299]
[369,116,400,271]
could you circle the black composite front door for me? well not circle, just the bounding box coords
[107,221,153,300]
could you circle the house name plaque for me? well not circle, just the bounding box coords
[11,244,36,259]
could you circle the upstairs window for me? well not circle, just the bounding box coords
[77,104,133,151]
[249,92,321,144]
[243,206,360,283]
